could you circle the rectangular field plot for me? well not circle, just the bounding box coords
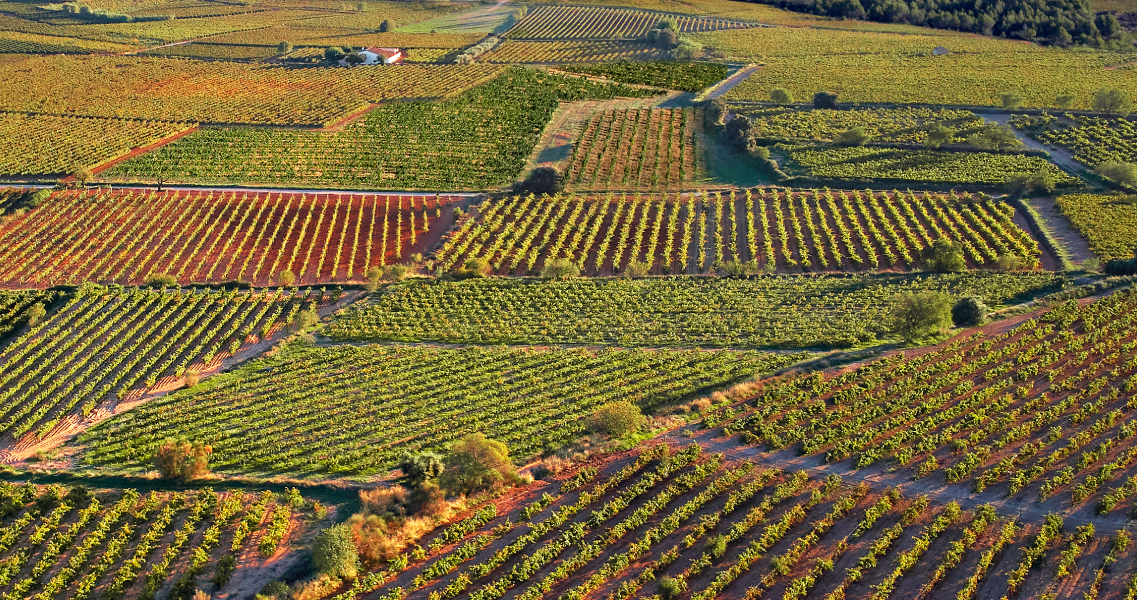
[733,106,984,144]
[0,114,193,176]
[506,5,754,39]
[0,55,503,127]
[0,189,460,287]
[1021,115,1137,167]
[723,288,1137,513]
[566,108,704,191]
[559,61,728,91]
[326,274,1064,349]
[0,287,326,443]
[481,40,666,63]
[0,485,316,600]
[76,344,801,476]
[1056,194,1137,260]
[436,189,1040,276]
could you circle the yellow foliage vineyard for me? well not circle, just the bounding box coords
[0,114,192,176]
[482,40,665,63]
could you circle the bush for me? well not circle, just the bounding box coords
[365,267,384,291]
[65,485,93,508]
[967,123,1022,151]
[951,296,988,327]
[1001,92,1024,109]
[1007,169,1056,195]
[659,576,686,599]
[212,554,237,589]
[385,263,410,281]
[588,401,646,437]
[154,438,211,481]
[312,523,359,579]
[623,259,650,278]
[278,269,296,287]
[72,167,92,185]
[324,46,346,61]
[835,126,870,146]
[514,167,561,195]
[26,189,52,208]
[751,146,771,160]
[995,253,1032,271]
[770,88,793,104]
[813,90,838,109]
[704,97,727,126]
[379,19,391,32]
[441,433,518,496]
[145,273,178,288]
[924,124,955,149]
[723,115,756,153]
[461,257,492,278]
[1094,88,1132,116]
[259,581,291,600]
[1096,162,1137,188]
[922,238,966,273]
[892,291,953,341]
[399,451,444,486]
[277,41,293,54]
[26,302,45,327]
[706,533,728,558]
[541,258,580,279]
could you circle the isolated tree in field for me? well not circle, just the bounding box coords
[72,167,92,186]
[277,41,293,54]
[399,451,444,486]
[835,126,870,146]
[892,292,953,341]
[623,259,650,277]
[1000,92,1023,109]
[26,188,52,208]
[924,124,955,149]
[541,258,579,279]
[365,267,384,291]
[463,257,492,278]
[588,401,646,437]
[145,273,178,288]
[441,433,518,495]
[967,123,1022,151]
[704,97,727,126]
[1094,88,1132,115]
[813,91,838,109]
[379,19,391,32]
[672,40,700,60]
[277,269,295,287]
[769,88,793,104]
[922,238,966,272]
[384,263,409,281]
[723,115,756,153]
[514,167,561,195]
[1096,162,1137,188]
[324,46,346,61]
[312,523,359,579]
[26,302,45,327]
[952,296,988,327]
[648,21,678,49]
[154,438,211,481]
[1007,169,1056,195]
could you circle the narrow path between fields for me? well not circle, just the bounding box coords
[702,63,759,100]
[983,111,1084,175]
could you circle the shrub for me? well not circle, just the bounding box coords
[542,258,580,279]
[365,267,384,291]
[813,90,838,109]
[951,296,988,327]
[211,554,237,588]
[704,97,727,126]
[995,253,1031,271]
[588,401,646,437]
[514,167,561,195]
[1007,169,1056,195]
[659,576,686,599]
[770,88,793,104]
[154,438,211,481]
[1001,92,1024,109]
[278,269,296,287]
[72,167,93,186]
[835,126,870,146]
[922,238,966,273]
[723,115,756,153]
[65,485,93,508]
[145,273,178,288]
[892,292,953,341]
[324,46,346,61]
[706,533,728,558]
[623,259,650,278]
[26,189,52,208]
[312,523,359,579]
[1094,88,1132,116]
[277,41,293,54]
[379,19,391,32]
[441,433,517,496]
[26,302,45,327]
[385,264,410,281]
[399,451,444,486]
[259,581,291,600]
[924,124,955,149]
[967,123,1022,151]
[1096,162,1137,188]
[462,258,492,278]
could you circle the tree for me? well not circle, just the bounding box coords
[951,296,988,327]
[813,91,838,109]
[656,28,679,49]
[770,88,794,104]
[922,238,966,272]
[145,273,178,288]
[345,52,365,65]
[312,523,359,579]
[1096,162,1137,188]
[26,302,45,327]
[154,438,211,481]
[324,46,346,61]
[1000,91,1023,109]
[1094,88,1131,116]
[967,123,1022,151]
[834,126,870,146]
[704,97,727,126]
[722,115,756,153]
[27,189,52,208]
[72,167,92,186]
[277,41,293,54]
[672,40,700,59]
[541,258,579,279]
[441,433,517,496]
[1006,169,1056,195]
[892,292,953,341]
[588,401,646,437]
[623,259,650,277]
[277,269,295,287]
[924,124,955,149]
[462,258,492,278]
[384,263,409,281]
[379,19,391,32]
[399,451,444,486]
[659,577,686,599]
[514,167,561,195]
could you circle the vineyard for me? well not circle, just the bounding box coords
[733,107,983,144]
[0,114,193,176]
[505,6,754,39]
[720,288,1137,516]
[436,189,1040,275]
[0,55,504,126]
[1055,194,1137,260]
[481,41,666,63]
[0,189,460,287]
[566,108,704,191]
[327,445,1128,600]
[106,68,657,190]
[780,145,1079,186]
[325,274,1064,349]
[0,285,324,442]
[0,483,316,600]
[0,290,58,339]
[76,343,801,476]
[1032,116,1137,167]
[140,41,280,60]
[558,61,728,92]
[699,27,1137,108]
